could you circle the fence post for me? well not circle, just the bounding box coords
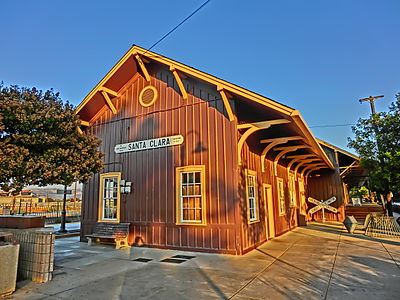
[57,202,59,218]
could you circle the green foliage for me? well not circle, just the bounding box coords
[0,84,104,194]
[349,186,369,198]
[348,93,400,194]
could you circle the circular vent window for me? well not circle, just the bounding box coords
[139,86,158,107]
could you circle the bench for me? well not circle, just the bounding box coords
[86,222,130,249]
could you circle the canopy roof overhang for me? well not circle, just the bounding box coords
[317,139,368,187]
[75,45,335,171]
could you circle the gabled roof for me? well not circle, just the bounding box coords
[75,45,334,170]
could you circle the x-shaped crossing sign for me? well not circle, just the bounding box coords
[308,196,337,222]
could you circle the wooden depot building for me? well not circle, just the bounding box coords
[75,45,361,255]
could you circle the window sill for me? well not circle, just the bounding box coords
[248,219,260,225]
[98,219,120,223]
[175,222,207,226]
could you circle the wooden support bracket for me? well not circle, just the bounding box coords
[260,139,289,172]
[300,164,325,178]
[294,160,323,178]
[217,86,235,122]
[340,160,357,177]
[237,119,290,165]
[101,91,117,115]
[79,120,90,127]
[272,145,311,176]
[99,87,119,97]
[134,53,151,82]
[170,66,188,100]
[77,127,83,135]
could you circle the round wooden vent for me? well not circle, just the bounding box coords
[139,86,158,107]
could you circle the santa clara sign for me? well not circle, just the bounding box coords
[114,135,184,154]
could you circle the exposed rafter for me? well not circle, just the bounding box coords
[133,53,151,82]
[300,163,325,177]
[237,119,290,165]
[273,145,311,151]
[170,66,188,100]
[217,86,235,122]
[238,119,290,130]
[260,137,305,172]
[286,154,318,159]
[273,145,311,175]
[260,136,303,144]
[99,87,119,97]
[260,140,289,172]
[294,160,324,178]
[304,166,328,183]
[287,155,317,170]
[101,91,117,115]
[79,120,90,127]
[340,160,358,177]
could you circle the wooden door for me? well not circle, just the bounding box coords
[263,184,275,239]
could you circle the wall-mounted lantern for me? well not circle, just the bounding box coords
[120,180,132,194]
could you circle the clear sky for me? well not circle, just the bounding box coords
[1,0,399,153]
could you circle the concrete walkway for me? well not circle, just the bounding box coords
[8,222,400,300]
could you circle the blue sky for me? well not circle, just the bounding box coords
[1,0,399,152]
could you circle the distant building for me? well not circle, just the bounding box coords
[0,190,45,205]
[76,45,364,254]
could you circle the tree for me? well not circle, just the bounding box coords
[0,84,104,194]
[348,93,400,195]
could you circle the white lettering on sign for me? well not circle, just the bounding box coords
[114,135,184,154]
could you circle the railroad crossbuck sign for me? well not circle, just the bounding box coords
[308,196,337,222]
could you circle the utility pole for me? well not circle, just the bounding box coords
[359,95,384,115]
[358,95,388,208]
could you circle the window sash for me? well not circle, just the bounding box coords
[180,171,203,223]
[289,175,296,207]
[101,176,119,221]
[278,178,285,215]
[247,173,258,222]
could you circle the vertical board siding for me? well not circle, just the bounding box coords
[81,75,239,254]
[239,142,301,252]
[307,146,345,222]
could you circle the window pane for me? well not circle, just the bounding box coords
[182,186,188,196]
[195,172,201,183]
[183,209,189,220]
[195,209,202,220]
[189,197,195,209]
[195,197,202,209]
[193,184,201,195]
[250,208,255,220]
[187,185,194,195]
[182,173,188,184]
[188,172,194,183]
[188,209,195,220]
[183,198,189,208]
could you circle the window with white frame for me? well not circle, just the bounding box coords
[277,177,285,215]
[289,174,296,207]
[176,166,206,224]
[247,170,259,222]
[99,173,120,221]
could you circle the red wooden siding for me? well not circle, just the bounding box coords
[81,75,240,254]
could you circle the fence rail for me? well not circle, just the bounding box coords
[0,202,81,218]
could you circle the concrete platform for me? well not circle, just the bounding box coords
[6,222,400,300]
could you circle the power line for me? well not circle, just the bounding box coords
[309,124,356,128]
[144,0,211,54]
